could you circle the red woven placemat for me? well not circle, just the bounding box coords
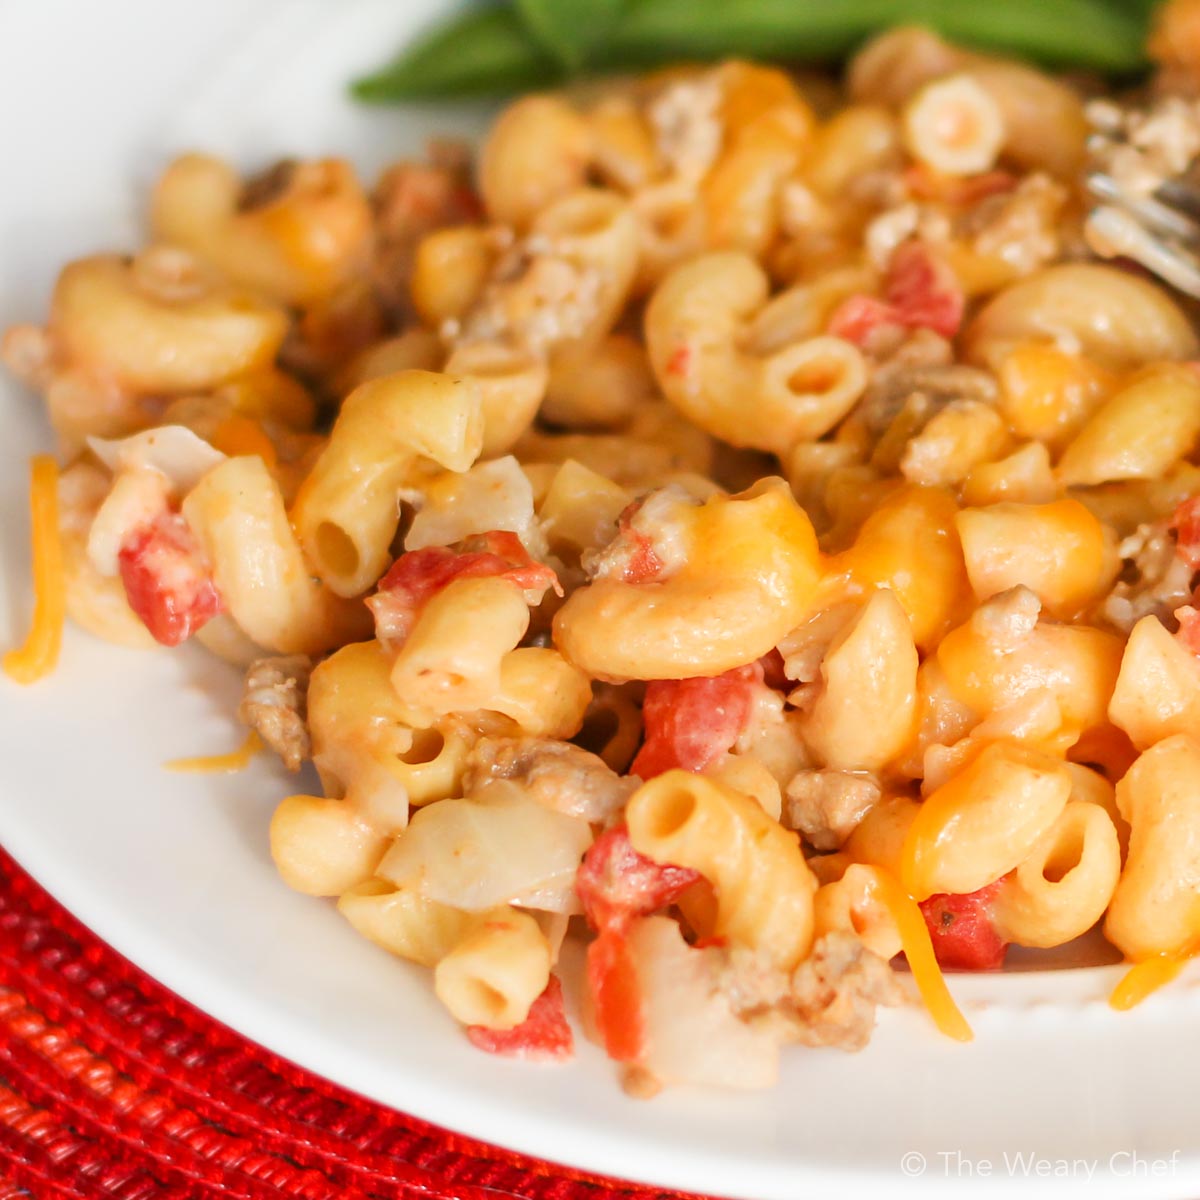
[0,847,698,1200]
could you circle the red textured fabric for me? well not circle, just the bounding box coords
[0,848,700,1200]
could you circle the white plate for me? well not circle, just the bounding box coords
[3,3,1200,1197]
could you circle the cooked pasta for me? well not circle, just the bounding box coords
[13,13,1200,1094]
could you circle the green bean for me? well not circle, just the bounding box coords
[516,0,629,70]
[601,0,1149,73]
[351,5,560,103]
[352,0,1153,103]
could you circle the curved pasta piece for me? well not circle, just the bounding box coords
[626,769,816,969]
[478,95,593,228]
[901,741,1072,901]
[442,342,548,459]
[269,794,389,897]
[56,461,157,651]
[488,647,593,739]
[1105,735,1200,961]
[936,603,1123,737]
[182,455,371,655]
[903,74,1004,176]
[308,640,473,823]
[52,250,287,394]
[831,484,970,652]
[434,907,552,1030]
[646,252,867,456]
[954,499,1117,617]
[541,334,655,431]
[152,154,372,305]
[554,479,821,681]
[338,878,475,968]
[1056,365,1200,487]
[965,264,1199,372]
[291,369,484,597]
[990,801,1121,949]
[799,589,919,772]
[389,575,531,720]
[812,862,903,961]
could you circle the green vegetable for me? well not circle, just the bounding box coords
[516,0,629,70]
[601,0,1149,72]
[351,5,560,102]
[352,0,1155,103]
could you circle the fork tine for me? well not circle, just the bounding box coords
[1086,204,1200,299]
[1086,171,1200,244]
[1154,177,1200,222]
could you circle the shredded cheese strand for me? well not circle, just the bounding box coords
[868,866,974,1043]
[166,730,263,773]
[1110,950,1194,1011]
[4,455,65,685]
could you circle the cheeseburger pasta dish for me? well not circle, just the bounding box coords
[9,11,1200,1096]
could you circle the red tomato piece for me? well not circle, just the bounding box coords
[466,975,574,1062]
[478,531,563,594]
[613,499,666,584]
[828,295,899,346]
[630,663,763,779]
[576,827,699,934]
[586,927,645,1063]
[884,241,965,339]
[828,240,964,346]
[919,881,1008,971]
[1172,496,1200,571]
[368,531,559,642]
[117,513,223,647]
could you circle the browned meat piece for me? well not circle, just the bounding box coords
[238,655,313,772]
[720,932,900,1052]
[1102,520,1195,632]
[784,770,882,851]
[464,736,636,822]
[785,932,901,1051]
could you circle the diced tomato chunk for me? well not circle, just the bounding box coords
[467,975,573,1062]
[614,499,666,584]
[368,530,559,643]
[576,827,699,934]
[829,240,964,347]
[1172,496,1200,571]
[828,295,899,345]
[919,881,1008,971]
[587,927,645,1063]
[630,663,763,779]
[886,241,964,337]
[117,512,223,647]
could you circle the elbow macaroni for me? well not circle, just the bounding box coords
[555,478,821,680]
[291,369,484,597]
[627,770,817,969]
[21,32,1200,1092]
[646,252,868,456]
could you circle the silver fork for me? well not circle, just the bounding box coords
[1084,96,1200,297]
